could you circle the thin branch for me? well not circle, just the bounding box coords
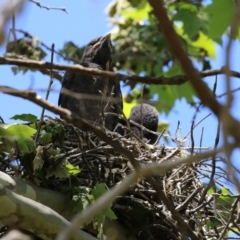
[35,43,55,143]
[28,0,68,13]
[1,56,240,85]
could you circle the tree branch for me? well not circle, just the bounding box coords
[0,171,134,240]
[0,183,97,240]
[0,171,72,218]
[1,56,240,85]
[28,0,68,13]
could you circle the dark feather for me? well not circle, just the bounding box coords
[58,34,122,131]
[129,104,159,144]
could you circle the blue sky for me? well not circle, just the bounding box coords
[1,0,240,186]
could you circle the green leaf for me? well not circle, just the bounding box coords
[33,146,44,170]
[173,9,208,38]
[92,183,117,220]
[66,163,81,176]
[0,124,36,153]
[47,147,61,156]
[123,94,138,118]
[46,164,69,179]
[39,132,52,144]
[157,121,169,133]
[122,2,151,20]
[190,31,216,59]
[72,187,92,213]
[92,183,117,240]
[10,113,38,123]
[175,24,216,59]
[25,138,36,153]
[205,0,235,39]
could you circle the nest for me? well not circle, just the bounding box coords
[0,117,232,240]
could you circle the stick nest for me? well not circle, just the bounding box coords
[1,117,233,240]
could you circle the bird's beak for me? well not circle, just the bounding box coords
[92,33,112,50]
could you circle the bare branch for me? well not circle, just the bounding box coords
[28,0,68,13]
[1,56,240,85]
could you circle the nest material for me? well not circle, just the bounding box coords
[0,117,231,239]
[43,117,218,240]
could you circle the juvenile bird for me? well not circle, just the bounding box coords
[117,103,159,144]
[58,33,122,131]
[129,104,159,144]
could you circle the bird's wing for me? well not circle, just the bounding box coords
[58,72,76,107]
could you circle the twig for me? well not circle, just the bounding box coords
[218,197,240,240]
[10,2,19,54]
[28,0,68,13]
[35,43,55,143]
[183,113,212,140]
[4,53,63,80]
[190,121,195,155]
[199,127,204,152]
[175,186,203,211]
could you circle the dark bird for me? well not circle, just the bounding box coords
[58,33,123,131]
[129,104,159,144]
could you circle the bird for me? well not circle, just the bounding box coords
[117,103,159,144]
[58,33,123,131]
[129,104,159,144]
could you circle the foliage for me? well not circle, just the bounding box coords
[72,183,117,240]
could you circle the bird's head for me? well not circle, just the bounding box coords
[81,33,112,69]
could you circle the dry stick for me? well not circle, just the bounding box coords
[34,44,55,143]
[175,186,203,211]
[28,0,68,13]
[174,121,181,145]
[190,121,195,155]
[2,56,240,85]
[198,120,220,207]
[199,127,204,153]
[217,86,240,98]
[219,197,240,240]
[10,5,18,54]
[140,84,145,140]
[184,114,212,142]
[186,74,217,143]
